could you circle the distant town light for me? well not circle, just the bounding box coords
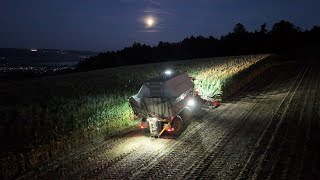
[30,49,38,52]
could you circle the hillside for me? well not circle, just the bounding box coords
[0,48,97,66]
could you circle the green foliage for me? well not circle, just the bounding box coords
[178,55,269,97]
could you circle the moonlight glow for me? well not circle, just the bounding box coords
[144,16,155,28]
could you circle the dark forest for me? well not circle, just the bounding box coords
[78,20,320,70]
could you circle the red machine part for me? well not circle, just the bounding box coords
[139,122,148,129]
[211,100,221,107]
[138,119,175,132]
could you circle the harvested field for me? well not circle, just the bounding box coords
[12,62,320,179]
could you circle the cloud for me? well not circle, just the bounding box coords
[139,29,161,33]
[141,9,175,15]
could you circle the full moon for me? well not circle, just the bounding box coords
[145,17,155,28]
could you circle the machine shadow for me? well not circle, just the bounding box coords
[225,62,301,103]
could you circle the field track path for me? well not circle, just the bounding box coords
[17,63,320,179]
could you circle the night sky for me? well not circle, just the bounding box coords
[1,0,319,52]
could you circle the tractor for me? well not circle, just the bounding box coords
[129,70,220,137]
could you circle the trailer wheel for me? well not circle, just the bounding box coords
[194,95,203,112]
[179,108,191,125]
[172,116,183,136]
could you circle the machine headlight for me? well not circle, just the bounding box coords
[187,99,196,106]
[164,70,172,76]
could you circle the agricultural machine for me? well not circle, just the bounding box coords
[129,70,220,137]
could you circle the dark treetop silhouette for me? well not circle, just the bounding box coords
[77,20,320,71]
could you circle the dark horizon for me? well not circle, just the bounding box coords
[1,0,320,52]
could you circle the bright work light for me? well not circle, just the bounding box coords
[164,70,172,76]
[187,99,196,106]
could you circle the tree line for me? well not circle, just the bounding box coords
[77,20,320,70]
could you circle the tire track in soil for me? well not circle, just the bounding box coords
[17,130,138,179]
[183,65,298,179]
[299,67,320,179]
[267,67,318,180]
[80,103,235,179]
[236,65,308,180]
[18,130,142,179]
[84,104,235,179]
[198,71,294,179]
[254,66,313,179]
[249,65,311,179]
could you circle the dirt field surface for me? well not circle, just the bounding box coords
[17,62,320,179]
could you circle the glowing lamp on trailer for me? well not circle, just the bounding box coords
[164,70,172,76]
[165,123,174,132]
[187,99,196,106]
[166,127,174,132]
[139,122,148,129]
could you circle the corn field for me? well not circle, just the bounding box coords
[0,54,270,149]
